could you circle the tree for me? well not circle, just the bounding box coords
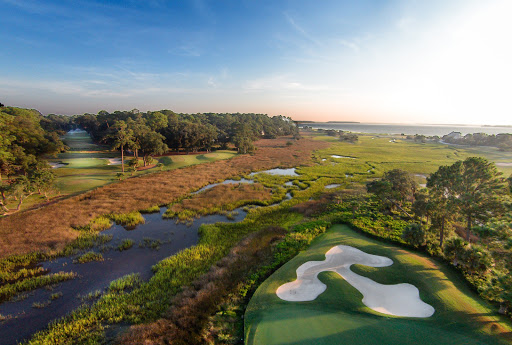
[0,102,4,107]
[428,157,507,241]
[9,175,35,211]
[367,169,416,217]
[233,135,254,154]
[402,223,426,247]
[339,132,358,143]
[139,131,168,166]
[107,121,135,173]
[145,111,168,132]
[29,164,56,200]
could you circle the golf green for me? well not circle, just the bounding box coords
[245,224,512,345]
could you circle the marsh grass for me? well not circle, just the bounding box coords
[117,239,134,251]
[139,205,161,214]
[0,272,77,303]
[26,201,306,344]
[109,212,145,228]
[1,137,327,259]
[139,238,162,250]
[164,183,274,221]
[32,301,51,309]
[108,274,142,293]
[50,292,63,300]
[77,289,102,301]
[74,252,104,264]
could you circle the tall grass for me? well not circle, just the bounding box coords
[0,272,77,303]
[1,137,327,259]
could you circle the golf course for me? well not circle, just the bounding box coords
[47,130,238,196]
[245,224,512,345]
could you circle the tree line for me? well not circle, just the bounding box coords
[0,106,67,212]
[0,106,299,212]
[72,109,298,172]
[442,132,512,151]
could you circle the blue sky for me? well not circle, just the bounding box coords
[1,0,511,125]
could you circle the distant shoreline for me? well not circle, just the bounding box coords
[297,122,512,137]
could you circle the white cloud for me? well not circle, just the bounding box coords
[283,12,321,46]
[244,75,327,92]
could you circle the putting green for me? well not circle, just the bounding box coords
[245,224,512,345]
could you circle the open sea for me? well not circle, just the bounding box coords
[300,123,512,137]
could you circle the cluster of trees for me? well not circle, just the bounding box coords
[0,106,66,213]
[368,158,509,246]
[73,110,298,170]
[442,132,512,151]
[366,158,512,312]
[318,129,358,143]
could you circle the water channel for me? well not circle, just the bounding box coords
[0,207,247,345]
[0,169,300,344]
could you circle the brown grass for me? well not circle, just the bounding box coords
[169,183,272,214]
[0,137,328,258]
[117,226,287,345]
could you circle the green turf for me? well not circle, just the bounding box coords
[245,224,512,345]
[307,134,512,177]
[5,132,238,211]
[45,132,237,194]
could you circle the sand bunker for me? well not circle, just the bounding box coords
[49,162,66,169]
[106,158,122,165]
[496,162,512,167]
[276,245,435,318]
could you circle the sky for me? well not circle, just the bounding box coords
[1,0,511,125]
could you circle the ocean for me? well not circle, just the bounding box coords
[300,123,512,137]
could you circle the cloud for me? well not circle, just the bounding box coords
[283,12,321,46]
[244,75,327,92]
[169,44,202,57]
[337,39,360,52]
[396,16,415,30]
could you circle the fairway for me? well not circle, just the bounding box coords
[245,224,512,345]
[45,131,238,196]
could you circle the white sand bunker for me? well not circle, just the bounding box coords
[331,155,355,159]
[106,158,122,165]
[49,162,66,169]
[276,245,435,318]
[496,162,512,167]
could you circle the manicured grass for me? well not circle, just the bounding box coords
[245,224,512,345]
[48,131,239,197]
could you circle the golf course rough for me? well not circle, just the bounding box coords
[245,224,512,345]
[276,245,435,318]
